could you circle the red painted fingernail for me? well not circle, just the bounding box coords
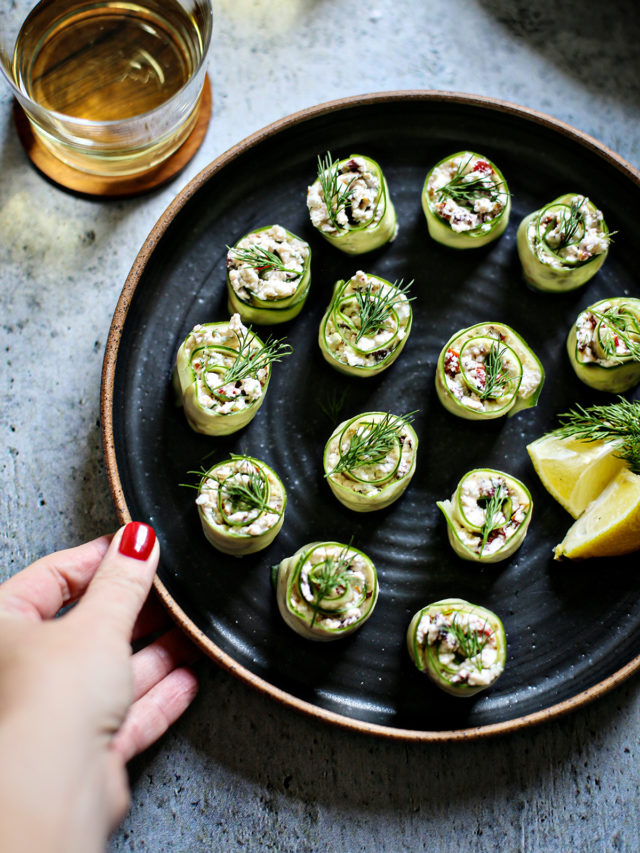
[118,522,156,561]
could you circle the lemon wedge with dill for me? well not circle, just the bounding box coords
[527,434,626,518]
[554,469,640,560]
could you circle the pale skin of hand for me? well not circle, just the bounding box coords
[0,525,199,853]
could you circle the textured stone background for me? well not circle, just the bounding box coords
[1,0,640,850]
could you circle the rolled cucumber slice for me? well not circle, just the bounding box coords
[422,151,510,249]
[319,271,413,377]
[273,541,379,641]
[323,411,418,512]
[173,314,291,435]
[406,598,507,697]
[226,224,311,325]
[307,153,397,254]
[516,193,610,291]
[435,322,544,420]
[196,455,286,556]
[567,297,640,392]
[437,468,533,563]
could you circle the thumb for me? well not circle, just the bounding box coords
[77,522,160,637]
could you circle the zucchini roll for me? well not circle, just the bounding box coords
[273,541,378,641]
[173,313,291,435]
[435,322,544,420]
[406,598,506,696]
[226,224,311,325]
[516,194,610,291]
[319,271,413,377]
[422,151,510,248]
[567,298,640,393]
[437,469,533,563]
[195,455,286,556]
[307,153,397,254]
[323,411,418,512]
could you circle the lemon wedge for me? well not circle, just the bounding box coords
[554,468,640,559]
[527,434,626,518]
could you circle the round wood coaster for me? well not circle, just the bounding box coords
[13,75,212,197]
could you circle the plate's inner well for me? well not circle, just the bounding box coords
[110,98,640,732]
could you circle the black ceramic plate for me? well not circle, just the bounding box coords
[102,92,640,740]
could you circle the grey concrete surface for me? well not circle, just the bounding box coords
[1,0,640,850]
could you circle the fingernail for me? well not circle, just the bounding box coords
[118,522,156,561]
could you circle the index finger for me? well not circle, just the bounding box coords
[77,523,160,637]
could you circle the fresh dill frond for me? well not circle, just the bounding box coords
[320,387,348,425]
[220,327,292,386]
[445,613,489,670]
[227,244,301,278]
[220,466,270,515]
[479,480,508,554]
[479,341,512,401]
[553,198,586,250]
[329,411,417,476]
[353,278,414,343]
[309,544,354,627]
[437,155,506,207]
[317,152,356,231]
[550,398,640,475]
[591,307,640,363]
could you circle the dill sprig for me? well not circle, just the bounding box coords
[218,327,292,387]
[550,398,640,475]
[220,465,270,515]
[228,244,301,278]
[308,544,354,627]
[329,411,416,476]
[479,480,508,554]
[479,341,512,401]
[545,198,585,250]
[353,278,414,343]
[320,387,348,425]
[444,613,489,670]
[317,152,356,231]
[591,308,640,363]
[437,155,505,207]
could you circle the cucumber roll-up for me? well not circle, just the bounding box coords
[226,224,311,325]
[323,411,418,512]
[516,194,610,291]
[437,469,533,563]
[567,298,640,393]
[319,271,413,377]
[435,322,544,420]
[307,153,397,254]
[173,313,291,435]
[273,541,378,641]
[406,598,506,697]
[196,455,286,556]
[422,152,510,248]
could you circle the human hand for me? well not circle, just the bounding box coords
[0,522,199,853]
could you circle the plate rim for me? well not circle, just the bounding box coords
[101,89,640,742]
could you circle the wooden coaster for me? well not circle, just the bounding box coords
[13,75,212,197]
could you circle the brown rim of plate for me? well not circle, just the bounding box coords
[100,90,640,742]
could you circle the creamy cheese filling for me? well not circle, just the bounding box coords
[428,153,507,233]
[324,271,411,368]
[186,314,269,414]
[455,473,528,557]
[528,195,609,268]
[307,156,383,235]
[416,609,503,687]
[575,301,640,367]
[196,457,283,537]
[227,224,309,302]
[443,325,540,411]
[326,415,415,496]
[289,545,372,630]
